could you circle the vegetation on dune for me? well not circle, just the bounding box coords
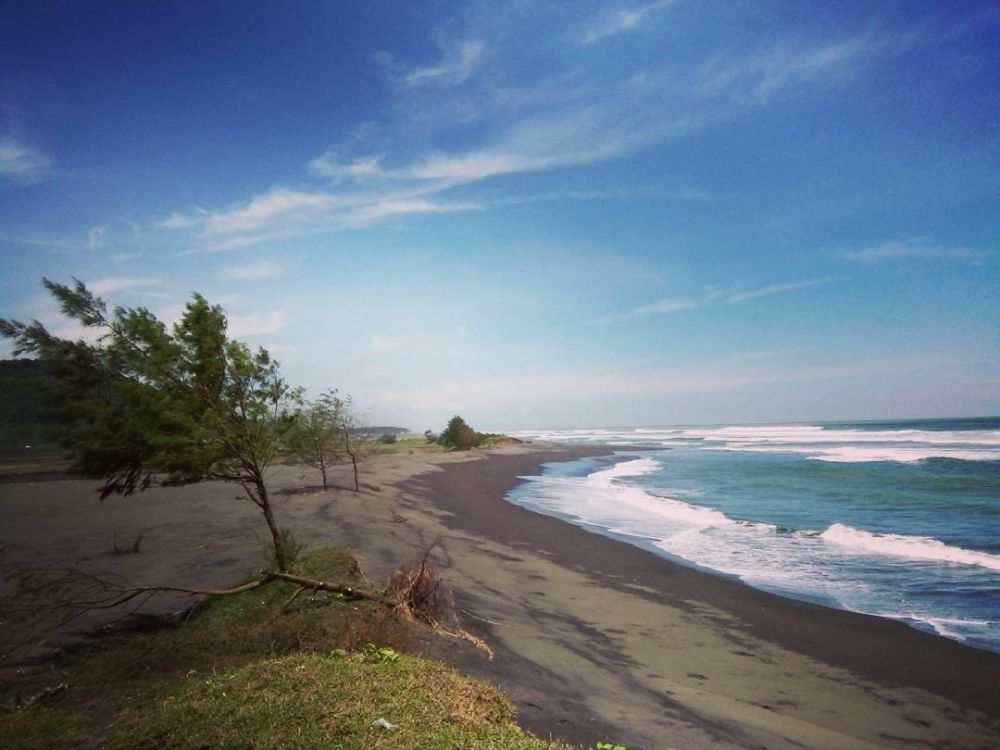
[436,414,506,451]
[0,547,572,750]
[109,652,561,750]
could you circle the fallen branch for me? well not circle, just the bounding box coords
[268,571,393,606]
[1,683,67,713]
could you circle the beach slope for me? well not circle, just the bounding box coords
[1,445,997,748]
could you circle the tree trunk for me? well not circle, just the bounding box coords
[320,462,328,491]
[344,426,360,491]
[256,478,289,572]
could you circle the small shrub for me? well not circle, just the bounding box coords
[265,528,307,570]
[378,433,397,444]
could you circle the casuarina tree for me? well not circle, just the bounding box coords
[0,279,301,571]
[287,389,347,491]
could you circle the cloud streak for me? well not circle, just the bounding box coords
[405,39,484,87]
[154,9,952,257]
[228,310,287,337]
[582,1,676,44]
[841,240,991,264]
[220,259,282,280]
[0,136,54,184]
[85,277,162,295]
[592,277,841,324]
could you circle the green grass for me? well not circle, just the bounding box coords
[0,547,573,749]
[107,651,563,749]
[365,434,444,455]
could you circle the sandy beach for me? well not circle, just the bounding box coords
[1,445,998,749]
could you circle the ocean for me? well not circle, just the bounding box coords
[508,417,1000,653]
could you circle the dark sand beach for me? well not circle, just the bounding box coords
[2,445,998,748]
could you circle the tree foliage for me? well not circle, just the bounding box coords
[287,389,348,491]
[0,278,301,571]
[437,415,480,451]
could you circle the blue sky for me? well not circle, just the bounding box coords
[1,1,997,430]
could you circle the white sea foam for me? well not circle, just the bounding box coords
[881,613,996,642]
[585,457,661,487]
[706,444,1000,462]
[510,424,1000,463]
[507,424,1000,650]
[819,524,1000,571]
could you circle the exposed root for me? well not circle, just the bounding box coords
[385,539,493,660]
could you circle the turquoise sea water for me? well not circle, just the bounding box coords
[508,418,1000,652]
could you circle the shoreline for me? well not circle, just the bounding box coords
[397,446,999,747]
[2,445,997,748]
[504,447,999,658]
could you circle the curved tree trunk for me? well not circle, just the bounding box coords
[255,477,289,572]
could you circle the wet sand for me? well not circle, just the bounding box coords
[1,445,998,748]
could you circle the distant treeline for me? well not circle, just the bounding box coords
[0,358,60,448]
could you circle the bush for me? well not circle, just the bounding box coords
[378,433,397,444]
[437,416,480,451]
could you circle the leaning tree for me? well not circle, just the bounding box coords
[0,279,301,572]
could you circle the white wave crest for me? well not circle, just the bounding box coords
[509,423,1000,462]
[820,524,1000,570]
[707,444,1000,462]
[586,457,661,487]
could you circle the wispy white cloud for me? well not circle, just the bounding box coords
[309,151,385,182]
[169,189,480,254]
[725,278,842,303]
[698,29,903,105]
[593,277,840,323]
[371,333,435,355]
[841,240,991,264]
[201,188,340,236]
[86,276,162,295]
[593,298,694,324]
[227,309,287,337]
[153,10,942,259]
[582,1,675,44]
[87,225,107,250]
[371,327,467,356]
[107,251,143,263]
[0,232,80,250]
[342,198,480,226]
[0,136,54,184]
[158,211,200,229]
[405,39,484,87]
[220,259,282,280]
